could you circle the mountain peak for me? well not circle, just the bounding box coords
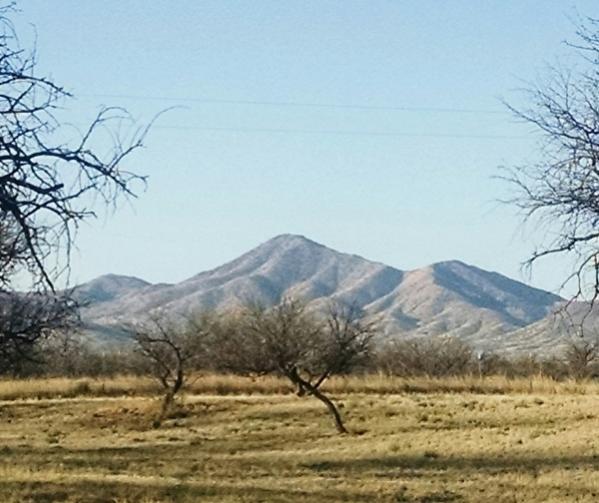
[94,273,150,284]
[432,259,470,269]
[73,274,150,304]
[265,233,325,248]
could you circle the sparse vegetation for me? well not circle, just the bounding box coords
[377,336,474,378]
[1,3,597,501]
[0,293,78,375]
[0,374,599,502]
[563,336,599,380]
[1,372,599,401]
[0,308,596,501]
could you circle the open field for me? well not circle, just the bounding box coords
[1,376,599,502]
[1,373,598,401]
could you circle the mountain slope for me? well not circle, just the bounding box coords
[73,274,151,304]
[71,274,153,347]
[84,234,404,323]
[491,301,599,355]
[78,234,563,351]
[360,260,561,346]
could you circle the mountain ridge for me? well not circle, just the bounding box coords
[77,234,565,353]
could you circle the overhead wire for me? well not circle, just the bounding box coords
[74,92,524,140]
[78,93,507,115]
[148,124,526,140]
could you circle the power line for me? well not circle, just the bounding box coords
[69,118,525,140]
[78,93,506,115]
[150,124,526,140]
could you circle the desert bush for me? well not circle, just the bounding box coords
[563,336,599,380]
[376,336,474,377]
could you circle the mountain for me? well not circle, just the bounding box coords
[364,260,562,349]
[76,234,564,352]
[73,274,151,304]
[491,301,599,356]
[70,274,152,346]
[80,234,403,324]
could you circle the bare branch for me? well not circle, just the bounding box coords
[0,9,152,291]
[504,16,599,313]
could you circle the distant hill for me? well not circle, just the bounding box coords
[75,234,565,353]
[73,274,151,304]
[490,301,599,356]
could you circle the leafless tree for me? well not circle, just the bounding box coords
[0,5,151,291]
[212,299,377,434]
[0,214,26,287]
[0,4,151,371]
[35,329,92,377]
[503,17,599,305]
[0,291,78,375]
[377,336,473,378]
[564,335,599,380]
[320,302,377,375]
[133,316,205,420]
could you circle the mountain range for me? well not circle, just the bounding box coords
[74,234,574,354]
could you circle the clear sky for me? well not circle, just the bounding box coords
[13,1,599,295]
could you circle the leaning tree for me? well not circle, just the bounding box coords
[0,3,150,371]
[211,299,378,434]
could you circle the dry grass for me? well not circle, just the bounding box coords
[0,372,596,402]
[0,375,599,501]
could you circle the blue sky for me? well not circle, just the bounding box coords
[14,1,598,294]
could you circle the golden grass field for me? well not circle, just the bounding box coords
[1,374,599,502]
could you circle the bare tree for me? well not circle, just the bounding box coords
[0,214,27,287]
[36,329,92,377]
[564,335,599,380]
[0,291,78,375]
[377,336,473,378]
[212,299,377,434]
[0,5,151,371]
[503,17,599,305]
[303,302,378,431]
[0,5,151,291]
[0,2,154,292]
[133,316,205,421]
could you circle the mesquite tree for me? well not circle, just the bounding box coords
[212,299,377,434]
[0,7,150,291]
[564,336,599,380]
[376,336,473,378]
[133,316,206,420]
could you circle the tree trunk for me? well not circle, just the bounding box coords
[160,389,175,419]
[309,385,347,434]
[285,368,347,434]
[161,366,184,417]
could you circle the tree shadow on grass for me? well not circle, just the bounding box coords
[0,478,379,503]
[303,451,599,476]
